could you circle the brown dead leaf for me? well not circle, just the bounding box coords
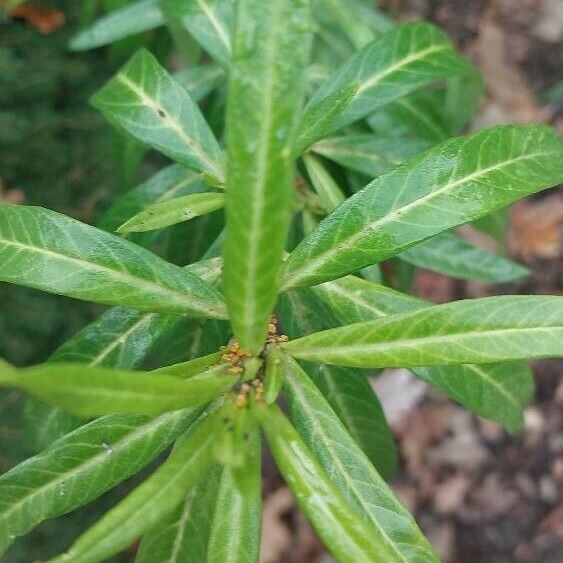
[414,270,456,303]
[509,195,563,260]
[539,503,563,536]
[433,473,471,514]
[469,17,540,123]
[0,180,25,205]
[9,3,65,35]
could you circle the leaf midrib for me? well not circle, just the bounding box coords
[239,1,285,332]
[289,325,563,360]
[356,43,452,97]
[284,148,559,287]
[456,364,521,410]
[116,73,222,179]
[90,314,155,367]
[76,432,213,558]
[319,280,388,318]
[195,0,232,55]
[315,143,398,165]
[0,412,184,531]
[286,374,411,563]
[320,282,522,409]
[169,495,193,563]
[0,236,225,318]
[321,282,524,409]
[395,97,449,140]
[32,377,202,404]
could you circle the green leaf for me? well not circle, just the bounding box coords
[24,307,185,451]
[92,49,225,181]
[283,295,563,367]
[70,0,165,51]
[256,402,422,563]
[315,0,382,49]
[23,252,222,451]
[281,356,437,561]
[295,82,359,155]
[212,400,259,468]
[99,165,205,237]
[159,0,234,66]
[1,363,232,416]
[277,289,396,476]
[301,21,475,145]
[23,256,225,451]
[0,205,227,319]
[310,364,397,479]
[175,65,225,101]
[264,345,284,404]
[443,72,484,134]
[135,466,223,563]
[312,275,426,324]
[400,232,530,282]
[48,410,219,563]
[415,362,533,434]
[222,0,313,353]
[117,192,225,233]
[0,409,197,555]
[312,134,429,178]
[154,350,223,377]
[281,125,563,289]
[313,276,533,432]
[303,155,345,213]
[207,430,262,563]
[371,90,451,142]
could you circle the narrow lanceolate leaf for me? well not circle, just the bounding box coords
[92,49,225,181]
[400,232,530,283]
[372,90,451,142]
[295,82,359,155]
[300,21,475,146]
[25,307,184,451]
[315,0,381,49]
[277,290,396,477]
[303,155,345,213]
[154,351,223,377]
[175,65,225,101]
[415,362,533,435]
[117,192,225,233]
[49,411,218,563]
[222,0,313,353]
[310,364,397,479]
[283,295,563,368]
[0,205,227,319]
[281,125,563,289]
[257,403,419,563]
[24,257,225,451]
[312,134,429,178]
[160,0,234,66]
[282,357,437,562]
[0,409,196,556]
[23,253,222,452]
[70,0,165,51]
[313,276,533,433]
[1,363,232,416]
[207,429,262,563]
[99,165,205,237]
[443,71,484,135]
[135,466,223,563]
